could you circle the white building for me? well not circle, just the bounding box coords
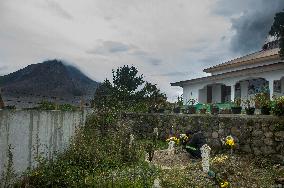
[171,41,284,105]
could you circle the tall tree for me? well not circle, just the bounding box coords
[112,65,144,101]
[93,79,116,108]
[93,65,167,112]
[269,11,284,58]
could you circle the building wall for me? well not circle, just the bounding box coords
[182,68,284,104]
[198,87,207,103]
[0,109,89,176]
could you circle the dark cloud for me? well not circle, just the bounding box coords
[214,0,284,54]
[87,41,132,55]
[130,50,162,66]
[46,0,73,20]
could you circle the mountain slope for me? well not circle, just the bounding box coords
[0,60,99,107]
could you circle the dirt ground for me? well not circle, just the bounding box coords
[149,149,284,187]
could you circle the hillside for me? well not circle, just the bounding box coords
[0,60,99,108]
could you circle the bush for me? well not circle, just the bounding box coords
[255,93,271,109]
[272,96,284,116]
[35,101,77,111]
[16,107,159,187]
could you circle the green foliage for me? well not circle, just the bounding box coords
[269,11,284,58]
[0,145,16,187]
[232,97,242,107]
[93,65,167,112]
[37,101,56,110]
[176,95,183,107]
[113,65,144,96]
[242,97,255,109]
[93,79,119,109]
[16,108,159,187]
[36,101,77,111]
[271,96,284,116]
[255,93,271,108]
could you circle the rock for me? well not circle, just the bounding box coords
[271,154,284,165]
[218,129,224,135]
[210,139,221,150]
[260,146,275,155]
[264,132,273,138]
[269,124,276,131]
[264,138,274,146]
[241,144,251,153]
[204,132,211,138]
[252,147,262,156]
[252,130,263,137]
[231,127,241,136]
[275,131,284,141]
[252,139,263,147]
[276,143,284,153]
[218,122,225,129]
[212,132,219,139]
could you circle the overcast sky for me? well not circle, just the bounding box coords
[0,0,283,100]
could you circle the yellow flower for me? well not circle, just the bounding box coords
[225,136,235,147]
[220,181,229,187]
[166,137,180,145]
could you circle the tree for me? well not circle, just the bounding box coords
[113,65,144,93]
[112,65,144,103]
[138,82,167,108]
[93,79,117,108]
[93,65,167,112]
[269,11,284,58]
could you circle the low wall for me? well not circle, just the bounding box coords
[122,113,284,162]
[0,109,89,176]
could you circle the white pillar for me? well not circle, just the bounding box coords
[268,79,274,99]
[231,85,235,102]
[240,81,249,101]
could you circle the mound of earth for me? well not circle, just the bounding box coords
[150,149,194,169]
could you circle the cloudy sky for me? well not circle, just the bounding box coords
[0,0,283,100]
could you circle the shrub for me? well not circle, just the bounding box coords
[255,93,271,108]
[272,96,284,116]
[16,107,159,187]
[35,101,77,111]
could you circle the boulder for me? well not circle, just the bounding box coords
[275,131,284,141]
[252,130,263,137]
[264,132,273,138]
[264,138,274,146]
[260,146,275,155]
[212,132,219,139]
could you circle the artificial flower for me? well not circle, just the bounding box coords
[220,181,229,187]
[225,136,235,147]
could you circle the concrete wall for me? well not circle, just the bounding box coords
[0,109,88,176]
[123,113,284,163]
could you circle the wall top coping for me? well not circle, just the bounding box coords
[123,112,283,120]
